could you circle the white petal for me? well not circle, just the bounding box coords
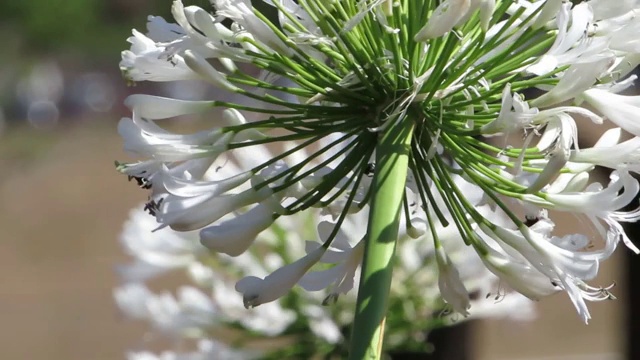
[235,246,325,307]
[583,89,640,136]
[200,202,279,256]
[183,50,240,92]
[415,0,472,41]
[158,187,272,231]
[435,247,470,316]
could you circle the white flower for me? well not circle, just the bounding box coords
[126,339,252,360]
[115,283,217,335]
[526,3,606,76]
[120,30,196,82]
[582,88,640,136]
[118,207,205,282]
[298,210,368,298]
[570,127,640,172]
[415,0,472,41]
[210,278,296,336]
[435,246,471,316]
[236,246,326,308]
[480,84,539,136]
[213,0,294,56]
[200,200,281,256]
[531,56,615,108]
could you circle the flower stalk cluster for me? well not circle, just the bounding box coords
[117,0,640,358]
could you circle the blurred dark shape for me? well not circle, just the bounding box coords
[27,100,59,129]
[14,61,63,130]
[0,106,6,135]
[390,323,472,360]
[16,61,64,103]
[71,73,117,114]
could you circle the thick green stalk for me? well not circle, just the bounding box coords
[348,116,414,360]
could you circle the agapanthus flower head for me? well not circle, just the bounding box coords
[118,0,640,324]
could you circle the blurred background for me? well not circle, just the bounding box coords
[0,1,634,359]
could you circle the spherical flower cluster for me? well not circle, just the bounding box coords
[118,0,640,325]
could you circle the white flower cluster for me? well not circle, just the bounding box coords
[115,204,329,359]
[115,199,533,358]
[117,0,640,327]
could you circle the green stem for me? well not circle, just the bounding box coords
[348,116,414,360]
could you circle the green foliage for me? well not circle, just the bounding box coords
[0,0,169,57]
[0,0,282,58]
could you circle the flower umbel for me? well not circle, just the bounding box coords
[118,0,640,357]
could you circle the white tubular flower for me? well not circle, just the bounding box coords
[236,246,326,308]
[199,199,282,256]
[477,243,559,301]
[435,246,471,316]
[145,15,186,42]
[415,0,472,41]
[582,88,640,136]
[570,127,640,172]
[299,210,369,298]
[213,0,294,56]
[531,56,615,108]
[523,171,640,255]
[116,0,640,329]
[158,186,273,231]
[478,220,608,323]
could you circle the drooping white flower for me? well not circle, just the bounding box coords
[236,245,326,308]
[199,200,281,256]
[435,246,471,316]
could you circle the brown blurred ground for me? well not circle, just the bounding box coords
[0,123,144,359]
[0,122,626,359]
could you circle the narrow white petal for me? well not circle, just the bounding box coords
[235,246,326,307]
